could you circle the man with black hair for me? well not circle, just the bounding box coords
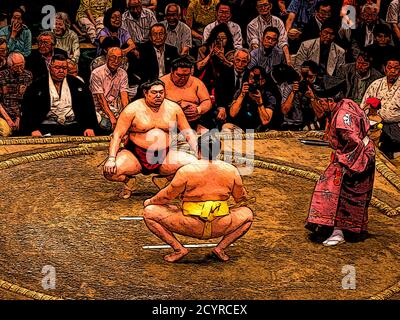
[306,78,375,246]
[103,79,198,199]
[337,50,382,104]
[365,23,399,73]
[160,56,212,132]
[301,0,332,41]
[294,19,345,76]
[248,26,285,74]
[137,23,180,83]
[143,131,253,262]
[20,53,98,137]
[361,55,400,159]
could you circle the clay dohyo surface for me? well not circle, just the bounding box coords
[0,137,399,300]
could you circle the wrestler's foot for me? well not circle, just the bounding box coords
[119,177,137,199]
[164,248,190,263]
[152,176,170,190]
[212,248,230,262]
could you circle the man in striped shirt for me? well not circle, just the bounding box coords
[160,3,192,56]
[122,0,157,45]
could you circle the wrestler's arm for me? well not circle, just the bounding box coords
[231,169,248,203]
[104,107,135,174]
[144,169,187,206]
[176,107,199,155]
[196,80,212,115]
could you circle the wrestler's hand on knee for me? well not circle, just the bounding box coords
[103,157,117,175]
[84,129,95,137]
[144,199,152,207]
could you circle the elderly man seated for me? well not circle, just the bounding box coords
[20,53,98,137]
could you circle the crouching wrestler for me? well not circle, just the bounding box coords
[103,79,198,198]
[143,133,254,263]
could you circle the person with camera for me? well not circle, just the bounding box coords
[222,66,279,132]
[280,60,325,131]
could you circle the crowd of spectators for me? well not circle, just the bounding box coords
[0,0,400,158]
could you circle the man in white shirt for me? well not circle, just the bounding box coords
[361,55,400,158]
[203,0,243,49]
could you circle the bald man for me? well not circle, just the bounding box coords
[0,51,32,136]
[90,47,129,132]
[143,133,253,263]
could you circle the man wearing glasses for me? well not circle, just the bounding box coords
[20,53,98,137]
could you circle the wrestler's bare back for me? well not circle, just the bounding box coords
[122,98,183,150]
[172,160,247,202]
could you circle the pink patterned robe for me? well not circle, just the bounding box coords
[307,99,376,233]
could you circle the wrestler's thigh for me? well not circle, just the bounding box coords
[116,150,142,175]
[158,150,197,175]
[211,207,253,237]
[144,204,205,238]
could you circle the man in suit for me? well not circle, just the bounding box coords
[20,53,98,136]
[214,48,251,129]
[301,0,332,42]
[137,23,180,83]
[294,20,345,76]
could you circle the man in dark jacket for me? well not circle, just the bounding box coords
[137,23,180,83]
[20,53,98,136]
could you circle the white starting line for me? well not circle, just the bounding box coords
[120,216,144,221]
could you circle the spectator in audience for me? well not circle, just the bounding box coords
[142,0,158,11]
[54,12,80,64]
[203,0,243,49]
[247,0,291,65]
[122,0,157,45]
[361,55,400,159]
[91,36,128,71]
[160,56,212,132]
[185,0,220,46]
[214,48,251,129]
[20,53,98,137]
[160,3,192,56]
[26,31,56,81]
[366,23,399,73]
[294,20,346,76]
[0,37,7,72]
[67,58,84,82]
[223,65,279,132]
[386,0,400,43]
[301,0,332,41]
[350,3,390,60]
[285,0,324,54]
[281,60,325,131]
[90,47,129,132]
[248,26,285,74]
[137,23,180,83]
[96,7,138,57]
[196,23,235,91]
[0,8,32,57]
[76,0,113,43]
[0,52,32,136]
[337,50,382,104]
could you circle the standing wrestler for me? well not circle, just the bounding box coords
[103,79,198,198]
[160,57,212,133]
[143,133,253,263]
[305,79,376,246]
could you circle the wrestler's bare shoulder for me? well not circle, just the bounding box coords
[163,98,182,113]
[179,160,239,174]
[120,99,147,116]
